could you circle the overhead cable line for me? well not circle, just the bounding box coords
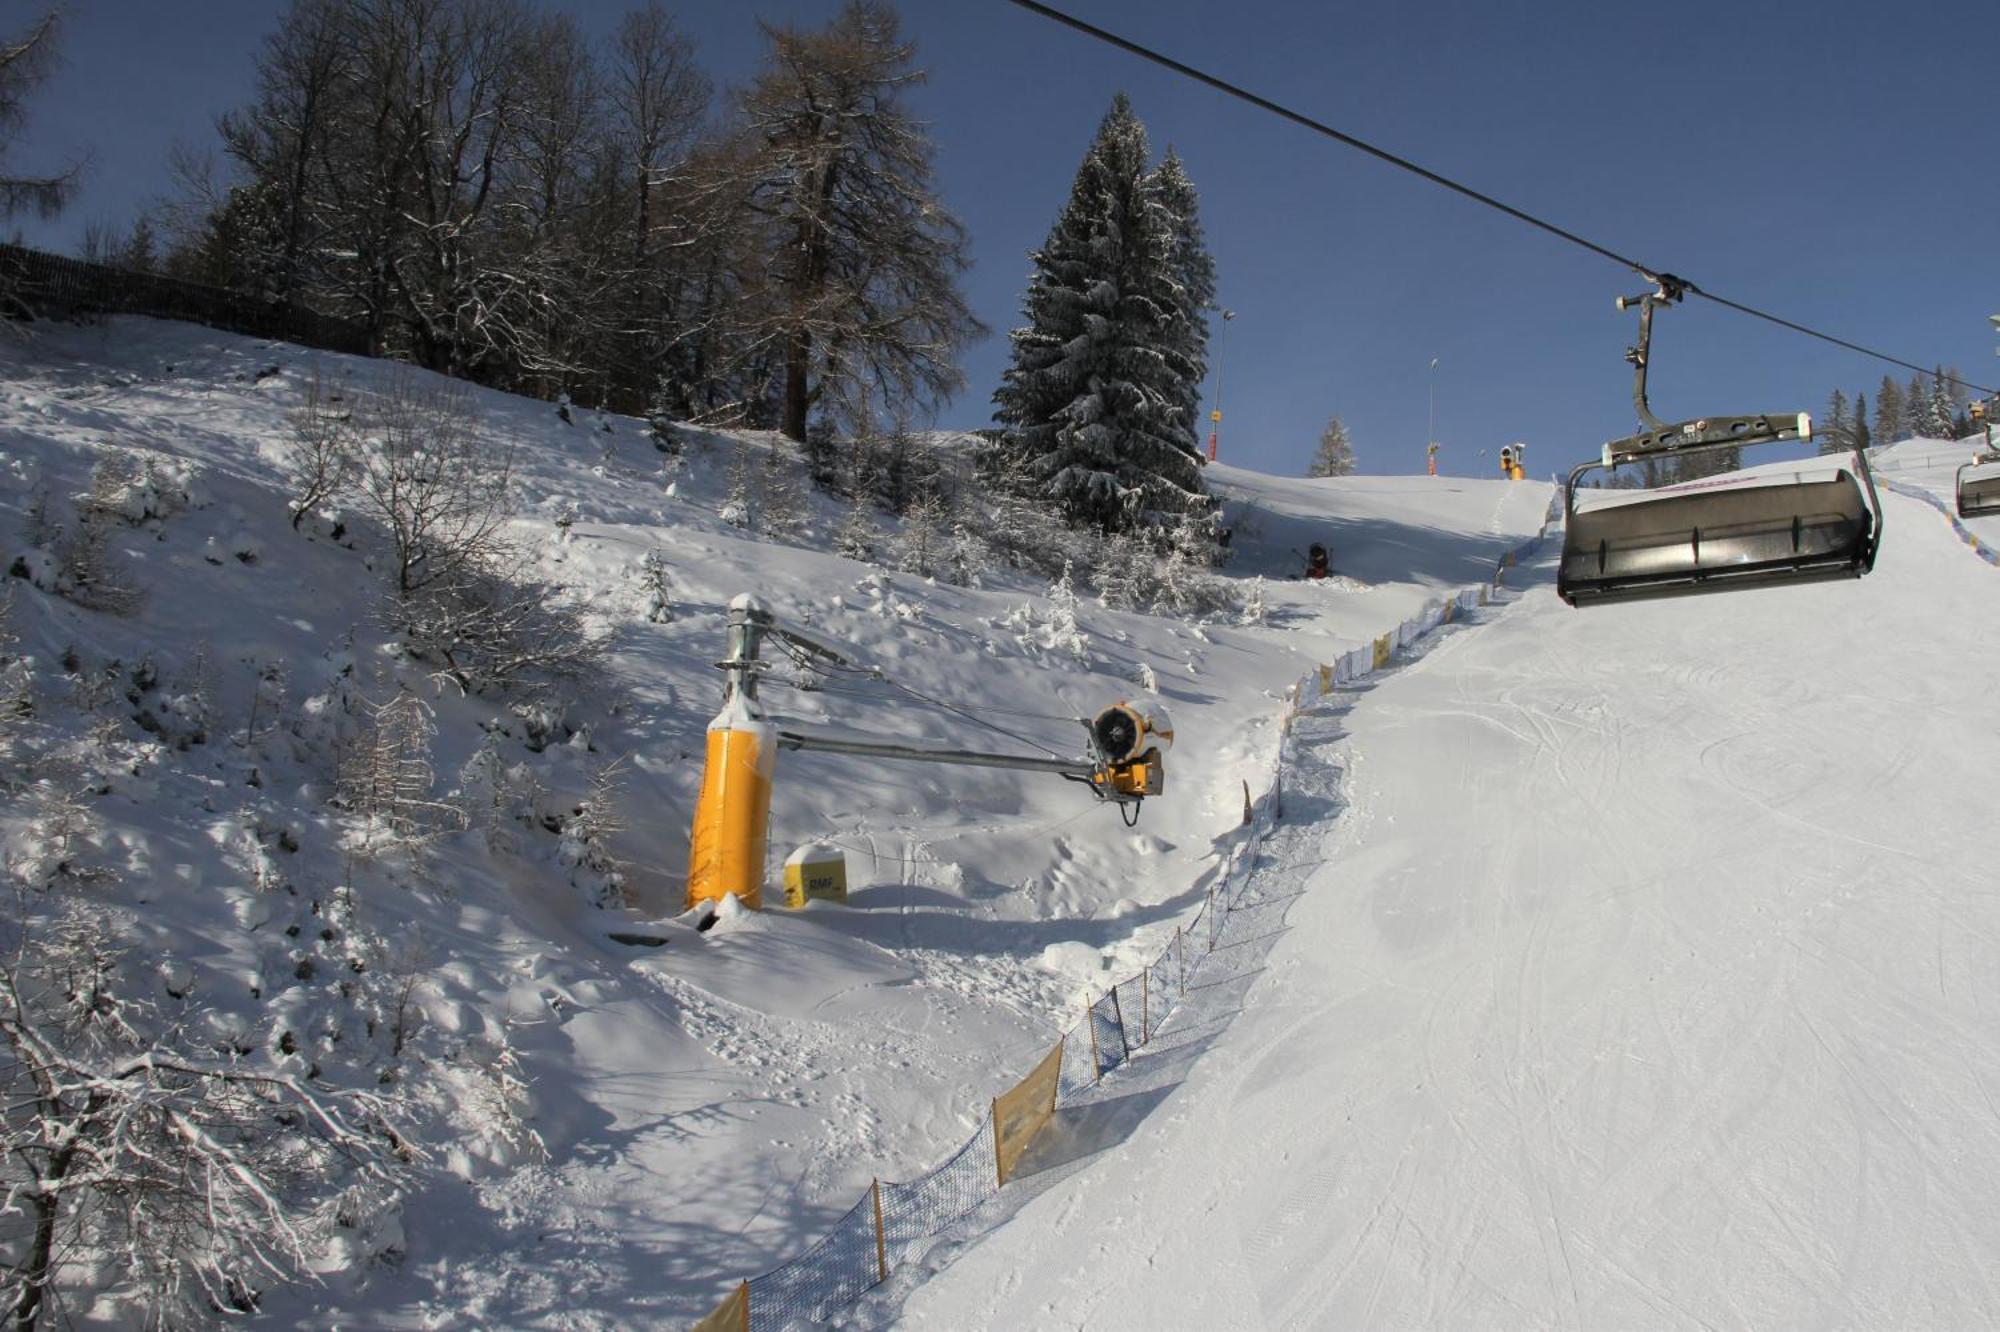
[1001,0,1996,397]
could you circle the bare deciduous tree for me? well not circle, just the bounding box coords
[353,374,513,598]
[288,365,358,530]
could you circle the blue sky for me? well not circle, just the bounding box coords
[15,0,2000,480]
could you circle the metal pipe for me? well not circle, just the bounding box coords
[777,728,1094,778]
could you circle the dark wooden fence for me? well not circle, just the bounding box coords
[0,243,371,356]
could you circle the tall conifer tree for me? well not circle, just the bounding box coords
[1874,376,1905,445]
[991,94,1206,532]
[1147,147,1215,467]
[1820,388,1849,456]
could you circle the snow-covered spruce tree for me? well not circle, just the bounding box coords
[991,93,1205,534]
[1308,415,1358,477]
[1918,369,1957,440]
[1147,147,1215,466]
[732,0,984,442]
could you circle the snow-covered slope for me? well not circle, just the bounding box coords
[0,317,1548,1327]
[879,468,2000,1328]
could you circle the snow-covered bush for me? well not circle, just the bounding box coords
[287,368,358,532]
[353,375,513,599]
[384,562,603,699]
[1240,575,1268,626]
[558,758,628,908]
[335,688,460,844]
[638,550,672,623]
[81,451,196,527]
[721,440,754,530]
[0,902,411,1330]
[45,505,141,615]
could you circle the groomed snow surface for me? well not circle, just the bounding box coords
[4,319,1996,1330]
[879,438,2000,1330]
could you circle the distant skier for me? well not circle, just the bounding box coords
[1305,543,1330,579]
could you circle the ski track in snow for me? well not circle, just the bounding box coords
[883,459,2000,1330]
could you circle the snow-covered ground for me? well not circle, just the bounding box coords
[876,450,2000,1328]
[0,318,1550,1327]
[20,318,1992,1331]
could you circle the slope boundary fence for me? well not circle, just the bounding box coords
[690,510,1560,1332]
[0,243,371,357]
[1877,477,2000,568]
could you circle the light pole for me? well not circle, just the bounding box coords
[1427,355,1439,474]
[1208,308,1235,463]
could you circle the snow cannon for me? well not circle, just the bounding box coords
[1089,702,1172,802]
[685,596,777,914]
[686,603,1182,918]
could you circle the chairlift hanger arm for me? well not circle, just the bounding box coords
[1603,283,1810,467]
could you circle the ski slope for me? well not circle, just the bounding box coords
[878,474,2000,1328]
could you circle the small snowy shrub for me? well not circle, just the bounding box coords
[638,551,672,623]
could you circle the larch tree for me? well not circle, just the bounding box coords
[1308,415,1357,476]
[991,93,1206,533]
[733,1,983,443]
[0,8,75,220]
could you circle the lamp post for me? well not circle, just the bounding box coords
[1207,308,1235,463]
[1427,355,1439,474]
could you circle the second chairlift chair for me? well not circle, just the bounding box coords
[1557,277,1883,606]
[1955,399,2000,518]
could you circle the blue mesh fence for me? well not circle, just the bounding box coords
[745,1191,883,1331]
[1056,1024,1099,1101]
[1113,974,1148,1049]
[879,1114,998,1260]
[714,570,1539,1332]
[1146,949,1177,1039]
[1088,988,1128,1078]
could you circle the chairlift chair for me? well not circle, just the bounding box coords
[1955,402,2000,517]
[1558,279,1883,606]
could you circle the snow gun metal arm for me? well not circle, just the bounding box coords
[722,598,1166,810]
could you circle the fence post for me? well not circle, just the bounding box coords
[1109,985,1130,1061]
[1207,886,1217,950]
[1086,1000,1101,1082]
[871,1178,888,1283]
[1140,966,1149,1046]
[1176,926,1185,993]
